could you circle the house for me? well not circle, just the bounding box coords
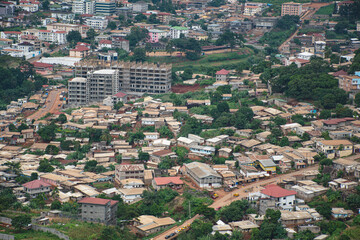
[316,140,353,159]
[133,215,176,236]
[184,162,222,188]
[21,129,34,140]
[280,211,313,227]
[331,208,354,219]
[115,164,145,183]
[78,197,118,225]
[229,220,259,232]
[328,178,358,190]
[189,145,216,156]
[70,45,90,58]
[150,149,177,163]
[143,132,160,141]
[260,184,296,211]
[212,220,232,236]
[119,178,145,189]
[118,188,146,203]
[258,159,277,174]
[216,69,230,82]
[152,177,184,190]
[218,148,232,158]
[23,180,51,198]
[177,137,195,148]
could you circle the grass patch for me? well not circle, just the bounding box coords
[343,226,360,240]
[148,48,253,72]
[0,227,61,240]
[315,4,334,15]
[93,182,114,191]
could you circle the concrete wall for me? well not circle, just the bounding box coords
[32,225,70,240]
[0,233,14,240]
[0,217,12,225]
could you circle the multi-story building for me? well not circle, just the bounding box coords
[316,140,353,159]
[78,197,118,225]
[115,164,145,183]
[85,16,108,30]
[281,2,302,16]
[260,184,296,211]
[111,36,129,52]
[0,3,14,16]
[357,21,360,32]
[73,0,95,14]
[68,77,88,106]
[22,179,52,198]
[95,0,116,16]
[148,29,167,43]
[244,5,262,16]
[46,23,90,38]
[69,60,171,105]
[38,29,67,44]
[132,1,148,13]
[169,26,189,39]
[339,72,360,92]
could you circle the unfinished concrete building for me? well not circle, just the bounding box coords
[69,60,172,106]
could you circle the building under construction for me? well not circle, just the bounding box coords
[68,60,172,106]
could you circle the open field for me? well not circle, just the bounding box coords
[315,4,334,15]
[0,227,61,240]
[148,48,253,71]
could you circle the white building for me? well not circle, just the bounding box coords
[169,26,189,39]
[184,162,222,188]
[118,188,146,203]
[38,29,67,44]
[73,0,95,14]
[85,16,108,30]
[260,184,296,211]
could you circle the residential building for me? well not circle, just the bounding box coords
[118,188,145,203]
[357,21,360,32]
[47,23,90,38]
[152,177,184,190]
[85,16,108,30]
[38,30,67,44]
[78,197,118,225]
[73,0,95,14]
[184,162,222,188]
[95,0,116,16]
[111,36,129,52]
[216,69,230,81]
[170,26,189,39]
[331,208,354,219]
[258,159,277,174]
[115,164,145,182]
[71,60,172,104]
[244,5,262,16]
[132,1,148,13]
[260,184,296,211]
[281,2,302,16]
[316,140,353,159]
[68,77,88,106]
[23,180,51,198]
[189,145,215,156]
[0,3,14,16]
[69,45,90,58]
[339,72,360,92]
[119,178,145,189]
[133,215,176,236]
[148,29,167,43]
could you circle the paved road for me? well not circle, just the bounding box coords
[27,89,62,120]
[210,164,319,209]
[28,44,66,64]
[153,214,200,240]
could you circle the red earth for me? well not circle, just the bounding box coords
[171,84,204,93]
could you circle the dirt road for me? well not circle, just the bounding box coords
[210,164,319,209]
[153,215,200,240]
[27,89,62,120]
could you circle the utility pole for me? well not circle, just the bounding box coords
[188,201,191,219]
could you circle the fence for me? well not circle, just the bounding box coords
[0,233,14,240]
[32,225,70,240]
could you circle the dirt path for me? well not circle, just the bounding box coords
[210,164,319,209]
[153,214,200,240]
[27,89,62,120]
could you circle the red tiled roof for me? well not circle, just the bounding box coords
[99,39,112,45]
[113,91,127,98]
[4,31,21,34]
[154,177,183,186]
[323,118,354,125]
[332,70,348,77]
[216,69,229,75]
[78,197,118,206]
[71,45,90,52]
[261,184,296,198]
[33,62,53,68]
[23,180,51,189]
[152,149,173,157]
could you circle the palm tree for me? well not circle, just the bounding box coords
[166,41,175,57]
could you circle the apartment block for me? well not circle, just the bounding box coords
[85,16,108,30]
[68,77,88,106]
[69,60,171,105]
[78,197,118,225]
[95,0,116,16]
[339,72,360,92]
[38,29,67,44]
[281,2,302,16]
[46,23,90,38]
[73,0,95,15]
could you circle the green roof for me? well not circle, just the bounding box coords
[171,26,188,30]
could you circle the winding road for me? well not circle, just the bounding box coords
[27,89,63,120]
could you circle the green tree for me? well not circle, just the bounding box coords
[319,110,332,119]
[294,230,315,240]
[252,209,286,240]
[66,30,82,45]
[355,92,360,107]
[37,123,57,142]
[131,48,146,62]
[45,145,59,155]
[138,151,150,162]
[107,21,117,30]
[114,101,124,110]
[57,113,67,123]
[86,28,97,41]
[51,200,62,210]
[38,159,54,172]
[30,172,38,181]
[12,215,31,231]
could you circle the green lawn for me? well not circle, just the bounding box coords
[315,4,334,15]
[247,0,310,7]
[148,48,254,72]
